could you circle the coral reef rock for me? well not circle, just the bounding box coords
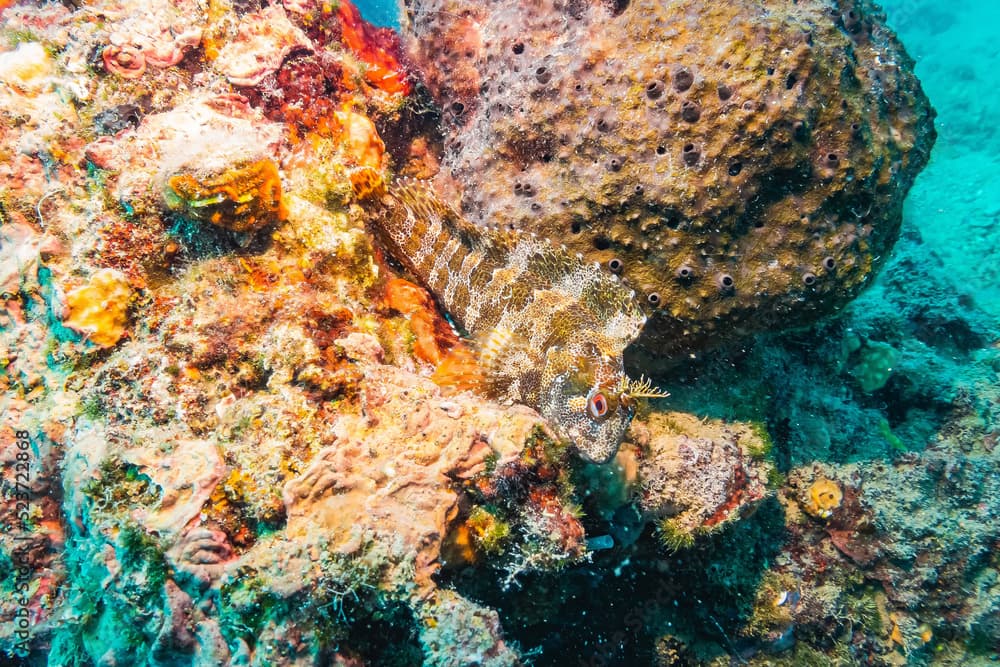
[632,411,772,542]
[403,0,936,356]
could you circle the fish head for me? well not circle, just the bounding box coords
[539,337,635,464]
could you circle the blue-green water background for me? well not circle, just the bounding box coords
[354,0,401,28]
[879,0,1000,317]
[355,0,1000,318]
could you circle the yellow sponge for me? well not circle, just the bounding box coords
[64,269,132,348]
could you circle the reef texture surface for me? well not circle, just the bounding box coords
[1,0,995,666]
[403,0,936,356]
[0,1,766,664]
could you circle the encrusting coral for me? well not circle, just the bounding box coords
[213,5,311,87]
[632,411,772,543]
[61,268,132,348]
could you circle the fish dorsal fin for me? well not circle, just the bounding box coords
[392,179,505,255]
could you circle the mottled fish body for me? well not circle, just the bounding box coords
[354,169,652,462]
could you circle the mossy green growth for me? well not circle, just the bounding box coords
[482,450,499,475]
[527,423,569,465]
[466,506,511,554]
[746,421,774,459]
[219,537,396,654]
[48,519,169,664]
[656,517,696,553]
[2,28,41,48]
[219,570,281,638]
[117,522,169,594]
[82,456,161,516]
[842,590,882,634]
[766,466,786,490]
[762,643,848,667]
[742,570,797,638]
[78,393,105,420]
[878,418,906,452]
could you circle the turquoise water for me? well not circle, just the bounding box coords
[354,0,401,28]
[881,0,1000,315]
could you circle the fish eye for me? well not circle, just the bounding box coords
[587,391,610,420]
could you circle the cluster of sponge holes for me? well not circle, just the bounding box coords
[643,270,736,308]
[645,67,744,174]
[682,142,700,166]
[493,19,854,308]
[642,66,725,171]
[513,181,536,197]
[801,256,837,289]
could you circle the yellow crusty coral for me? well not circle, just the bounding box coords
[63,269,132,348]
[164,158,286,232]
[0,42,53,96]
[465,506,511,554]
[803,477,843,519]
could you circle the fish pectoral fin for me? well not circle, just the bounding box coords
[431,343,485,394]
[472,328,544,402]
[475,327,529,373]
